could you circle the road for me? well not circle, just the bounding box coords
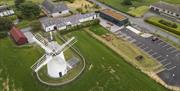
[88,0,180,45]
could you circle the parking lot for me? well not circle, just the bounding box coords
[114,28,180,87]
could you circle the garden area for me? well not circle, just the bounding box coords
[145,16,180,36]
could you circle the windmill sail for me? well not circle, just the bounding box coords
[31,54,52,72]
[56,37,77,55]
[31,33,77,78]
[33,33,53,53]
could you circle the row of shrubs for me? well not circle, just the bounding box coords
[159,19,178,28]
[59,19,100,34]
[145,19,180,36]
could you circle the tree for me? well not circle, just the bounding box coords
[122,0,132,5]
[0,17,13,32]
[15,0,25,8]
[30,20,42,32]
[19,1,40,19]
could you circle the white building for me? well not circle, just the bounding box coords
[150,1,180,19]
[41,0,69,17]
[40,13,97,32]
[0,5,14,17]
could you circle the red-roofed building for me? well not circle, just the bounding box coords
[10,26,27,45]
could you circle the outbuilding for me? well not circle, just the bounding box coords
[10,26,28,45]
[150,1,180,19]
[41,0,69,17]
[98,9,129,27]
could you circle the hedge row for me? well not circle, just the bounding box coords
[159,19,177,28]
[59,19,100,34]
[145,19,180,36]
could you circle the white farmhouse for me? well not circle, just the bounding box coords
[41,0,69,17]
[150,1,180,19]
[40,13,97,32]
[0,5,14,17]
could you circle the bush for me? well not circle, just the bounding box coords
[0,32,8,39]
[145,19,180,36]
[0,17,13,32]
[30,20,42,32]
[159,19,177,28]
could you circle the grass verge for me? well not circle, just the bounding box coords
[127,6,149,17]
[145,16,180,36]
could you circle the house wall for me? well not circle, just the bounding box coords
[58,26,66,30]
[51,10,69,17]
[150,5,180,19]
[79,14,97,22]
[43,25,56,32]
[42,13,98,32]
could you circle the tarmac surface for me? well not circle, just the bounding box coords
[114,28,180,87]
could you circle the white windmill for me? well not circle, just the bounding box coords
[31,33,77,78]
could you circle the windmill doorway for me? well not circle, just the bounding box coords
[54,26,57,30]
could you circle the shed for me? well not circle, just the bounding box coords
[10,26,28,45]
[99,9,129,27]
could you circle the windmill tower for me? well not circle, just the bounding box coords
[31,33,77,78]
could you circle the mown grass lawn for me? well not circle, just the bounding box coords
[0,30,168,91]
[89,25,109,35]
[127,6,149,17]
[97,0,180,13]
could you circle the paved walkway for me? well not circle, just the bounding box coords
[88,0,180,45]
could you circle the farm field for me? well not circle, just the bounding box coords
[97,0,180,13]
[0,29,168,91]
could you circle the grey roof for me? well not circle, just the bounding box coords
[42,0,68,14]
[40,13,96,28]
[151,1,180,15]
[0,5,9,12]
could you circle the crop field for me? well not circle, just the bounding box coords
[97,0,180,13]
[0,29,168,91]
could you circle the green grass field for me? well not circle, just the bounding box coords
[127,6,149,17]
[98,0,180,13]
[0,30,168,91]
[89,25,109,35]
